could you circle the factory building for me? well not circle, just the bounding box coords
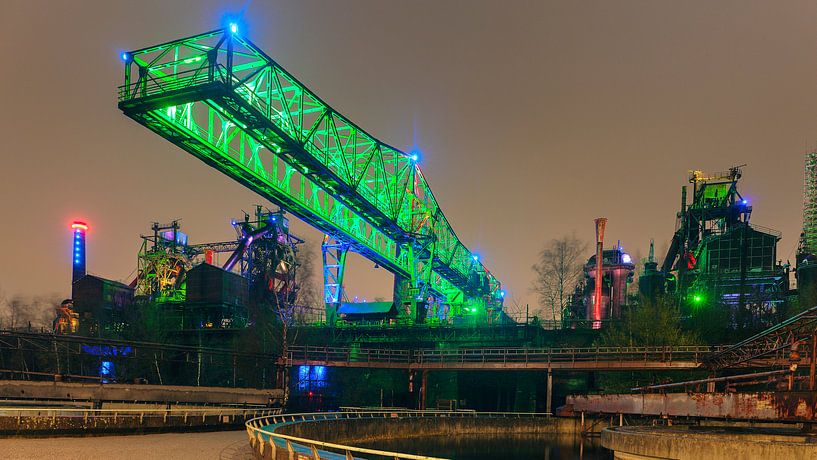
[584,247,636,323]
[650,166,789,326]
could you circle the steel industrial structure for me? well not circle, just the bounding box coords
[282,344,720,371]
[118,26,502,323]
[659,166,787,319]
[798,151,817,308]
[802,151,817,255]
[0,329,283,389]
[703,304,817,371]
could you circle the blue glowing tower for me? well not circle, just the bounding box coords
[71,221,88,287]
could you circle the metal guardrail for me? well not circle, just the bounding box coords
[285,345,725,369]
[245,410,551,460]
[0,406,281,426]
[117,66,219,102]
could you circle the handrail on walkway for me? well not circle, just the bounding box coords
[246,410,550,460]
[0,406,282,431]
[284,344,724,367]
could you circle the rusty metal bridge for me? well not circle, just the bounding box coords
[564,306,817,423]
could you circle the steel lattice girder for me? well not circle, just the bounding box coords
[118,28,501,306]
[703,305,817,370]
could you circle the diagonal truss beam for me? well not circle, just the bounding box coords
[118,27,501,307]
[703,305,817,370]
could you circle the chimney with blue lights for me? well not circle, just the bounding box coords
[71,221,88,287]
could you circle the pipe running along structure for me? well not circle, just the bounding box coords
[117,26,502,321]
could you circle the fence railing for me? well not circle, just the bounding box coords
[285,345,726,368]
[246,410,550,460]
[0,406,281,430]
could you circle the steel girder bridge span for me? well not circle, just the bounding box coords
[281,345,724,371]
[118,26,502,324]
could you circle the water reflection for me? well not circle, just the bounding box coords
[355,433,612,460]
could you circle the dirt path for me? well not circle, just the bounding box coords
[0,430,253,460]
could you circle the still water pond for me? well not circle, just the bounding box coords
[355,434,612,460]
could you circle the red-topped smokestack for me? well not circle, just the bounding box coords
[591,217,607,329]
[71,221,88,291]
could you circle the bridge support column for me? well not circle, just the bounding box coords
[810,333,816,391]
[419,370,429,410]
[322,235,349,326]
[546,368,553,415]
[394,240,436,324]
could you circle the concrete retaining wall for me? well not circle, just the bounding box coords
[602,426,817,460]
[275,416,594,444]
[250,415,612,460]
[0,380,283,406]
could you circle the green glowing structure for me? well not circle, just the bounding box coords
[118,26,502,322]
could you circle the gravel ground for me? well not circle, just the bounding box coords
[0,430,254,460]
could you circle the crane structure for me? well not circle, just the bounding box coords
[117,26,502,324]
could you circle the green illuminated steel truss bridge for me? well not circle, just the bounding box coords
[117,26,503,322]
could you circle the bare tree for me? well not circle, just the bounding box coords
[292,241,321,324]
[531,234,589,322]
[0,286,7,329]
[0,294,60,331]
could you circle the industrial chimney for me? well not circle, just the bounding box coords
[71,221,88,289]
[591,217,607,329]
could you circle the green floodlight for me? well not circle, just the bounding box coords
[690,292,705,306]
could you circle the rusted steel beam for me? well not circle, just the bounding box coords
[704,305,817,370]
[631,369,791,392]
[565,391,817,422]
[285,358,702,371]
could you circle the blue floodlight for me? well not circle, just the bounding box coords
[121,52,130,62]
[472,254,479,262]
[229,22,238,34]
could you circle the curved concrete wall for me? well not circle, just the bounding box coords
[275,416,590,445]
[602,426,817,460]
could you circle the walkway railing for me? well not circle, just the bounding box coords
[0,406,281,430]
[284,345,724,370]
[246,410,550,460]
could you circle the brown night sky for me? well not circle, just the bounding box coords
[0,1,813,317]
